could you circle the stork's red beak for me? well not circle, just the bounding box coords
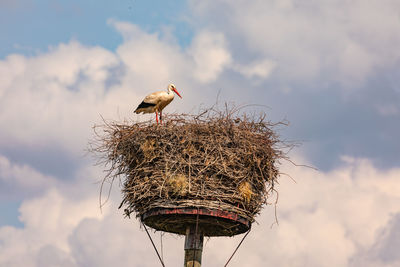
[173,88,182,98]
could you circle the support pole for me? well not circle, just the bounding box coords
[184,225,204,267]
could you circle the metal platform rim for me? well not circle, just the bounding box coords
[141,206,252,236]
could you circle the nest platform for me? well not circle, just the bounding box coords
[142,206,250,237]
[91,108,288,237]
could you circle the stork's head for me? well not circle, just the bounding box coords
[168,83,182,98]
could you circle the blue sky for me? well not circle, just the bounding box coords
[1,1,400,266]
[0,0,191,57]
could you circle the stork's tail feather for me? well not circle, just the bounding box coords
[134,101,156,113]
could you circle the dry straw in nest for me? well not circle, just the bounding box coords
[90,106,292,222]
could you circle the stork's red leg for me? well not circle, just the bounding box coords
[155,111,159,125]
[160,111,163,125]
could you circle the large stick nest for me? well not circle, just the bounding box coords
[90,107,291,223]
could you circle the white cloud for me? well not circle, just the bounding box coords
[0,154,56,199]
[189,0,400,87]
[376,104,399,116]
[338,41,373,87]
[110,19,234,87]
[201,156,400,266]
[110,20,186,87]
[351,213,400,267]
[0,41,120,153]
[68,215,182,267]
[188,31,232,83]
[233,59,276,80]
[0,172,181,267]
[0,188,103,267]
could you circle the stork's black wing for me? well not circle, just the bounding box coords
[135,101,156,111]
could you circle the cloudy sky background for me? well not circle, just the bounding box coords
[1,0,400,266]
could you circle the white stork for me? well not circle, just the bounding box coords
[134,83,182,124]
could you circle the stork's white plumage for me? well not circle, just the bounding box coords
[134,84,182,124]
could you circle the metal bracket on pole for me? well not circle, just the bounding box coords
[184,225,204,267]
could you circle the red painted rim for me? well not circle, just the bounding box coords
[142,207,250,227]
